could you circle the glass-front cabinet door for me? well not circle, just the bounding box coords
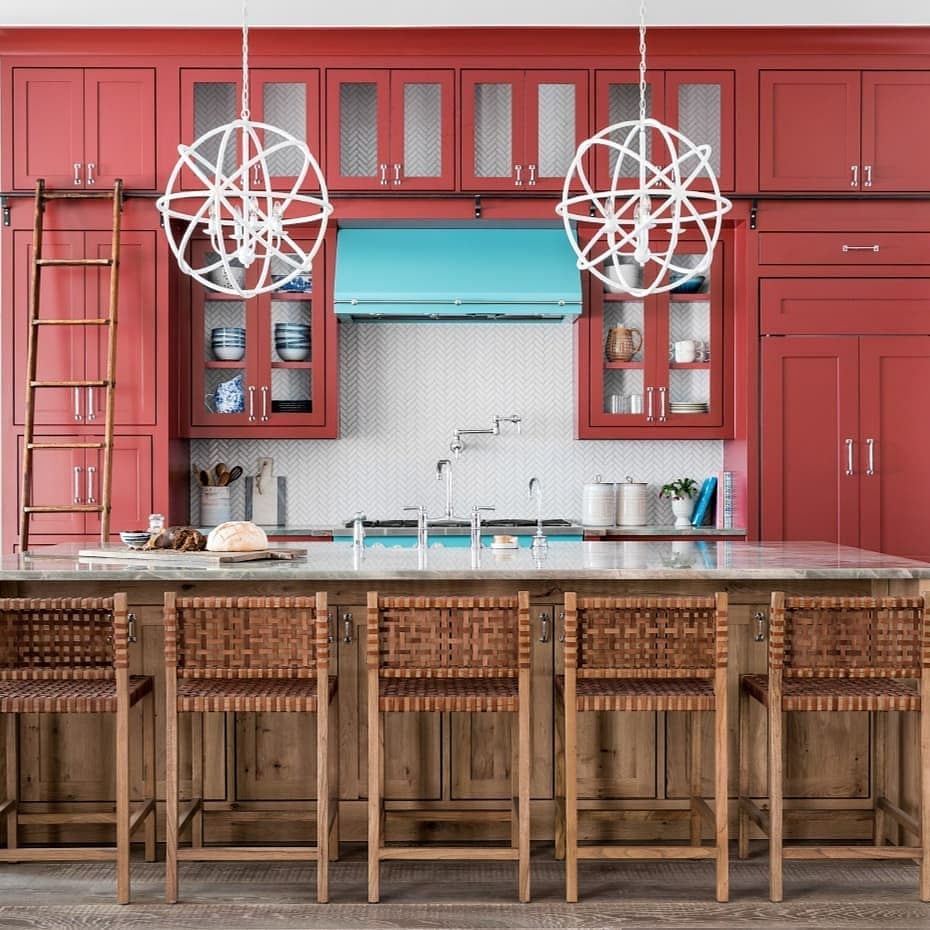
[577,238,729,439]
[187,236,335,437]
[180,69,321,192]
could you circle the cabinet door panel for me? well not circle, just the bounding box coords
[760,337,859,546]
[87,435,153,538]
[859,336,930,561]
[12,68,84,189]
[461,70,524,190]
[861,72,930,192]
[524,71,587,191]
[326,70,391,190]
[84,69,156,189]
[17,438,84,536]
[390,70,455,190]
[759,71,860,191]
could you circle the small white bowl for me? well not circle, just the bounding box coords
[213,346,245,361]
[277,346,310,361]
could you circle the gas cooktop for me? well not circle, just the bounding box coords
[343,518,573,528]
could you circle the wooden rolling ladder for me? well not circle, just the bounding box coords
[20,178,123,551]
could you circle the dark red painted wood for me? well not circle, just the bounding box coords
[86,435,153,536]
[758,232,930,266]
[460,69,525,191]
[15,437,85,536]
[760,336,860,546]
[759,71,860,191]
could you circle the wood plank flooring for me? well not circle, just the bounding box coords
[0,845,927,929]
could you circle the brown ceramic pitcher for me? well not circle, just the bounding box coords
[605,325,643,362]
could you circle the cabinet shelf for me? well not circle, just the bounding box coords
[270,361,313,370]
[204,360,245,369]
[669,362,711,370]
[669,293,712,302]
[604,360,645,369]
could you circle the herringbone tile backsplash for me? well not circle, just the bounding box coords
[191,323,722,526]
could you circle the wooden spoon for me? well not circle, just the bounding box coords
[214,462,229,484]
[199,468,212,487]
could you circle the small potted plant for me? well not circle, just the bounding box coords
[659,478,699,527]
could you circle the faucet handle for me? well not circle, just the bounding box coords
[403,505,428,522]
[470,504,495,520]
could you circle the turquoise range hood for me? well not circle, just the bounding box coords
[333,227,582,321]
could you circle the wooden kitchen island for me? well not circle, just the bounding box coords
[2,540,928,848]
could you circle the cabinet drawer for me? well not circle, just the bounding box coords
[759,232,930,265]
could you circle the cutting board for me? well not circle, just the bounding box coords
[78,546,307,566]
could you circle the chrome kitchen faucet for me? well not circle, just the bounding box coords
[449,414,522,457]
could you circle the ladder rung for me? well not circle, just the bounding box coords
[30,380,109,388]
[34,319,110,326]
[24,505,105,514]
[42,190,121,201]
[35,258,113,267]
[27,442,107,450]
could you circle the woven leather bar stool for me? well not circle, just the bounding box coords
[367,591,532,903]
[0,594,156,904]
[164,593,338,904]
[556,593,729,903]
[738,592,930,901]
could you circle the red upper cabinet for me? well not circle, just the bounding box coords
[595,70,734,192]
[13,68,156,190]
[759,70,930,191]
[180,69,321,192]
[461,70,588,191]
[326,69,455,191]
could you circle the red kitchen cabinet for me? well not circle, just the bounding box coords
[461,70,587,191]
[576,237,730,439]
[594,70,734,191]
[182,234,336,438]
[11,229,157,427]
[12,68,156,189]
[761,335,930,562]
[180,69,320,192]
[326,69,454,191]
[759,70,930,191]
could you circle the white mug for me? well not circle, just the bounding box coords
[674,340,697,363]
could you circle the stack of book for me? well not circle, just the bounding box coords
[716,471,734,528]
[690,477,717,527]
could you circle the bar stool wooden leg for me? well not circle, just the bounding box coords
[715,668,729,903]
[872,712,886,847]
[769,704,784,902]
[368,676,381,903]
[4,713,18,855]
[690,711,703,847]
[328,694,340,863]
[191,712,205,849]
[142,692,156,862]
[518,668,531,904]
[920,677,930,902]
[317,693,330,903]
[165,670,179,903]
[737,684,750,860]
[553,687,566,861]
[116,671,131,905]
[565,691,578,903]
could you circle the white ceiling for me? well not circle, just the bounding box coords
[3,0,928,27]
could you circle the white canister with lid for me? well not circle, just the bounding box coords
[616,475,648,526]
[581,474,616,527]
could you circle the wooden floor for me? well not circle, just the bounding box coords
[0,844,927,929]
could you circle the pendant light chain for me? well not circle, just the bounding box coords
[240,0,250,120]
[638,0,647,124]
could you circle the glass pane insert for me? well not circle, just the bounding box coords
[602,297,645,415]
[606,83,651,177]
[270,297,312,412]
[194,82,237,177]
[537,83,576,176]
[263,82,307,177]
[340,83,378,177]
[474,83,512,177]
[403,83,442,178]
[678,83,721,176]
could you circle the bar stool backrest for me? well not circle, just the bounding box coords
[565,594,728,679]
[0,596,123,680]
[368,594,531,679]
[772,593,929,680]
[166,594,328,680]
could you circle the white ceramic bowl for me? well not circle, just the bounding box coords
[277,346,310,361]
[213,346,246,361]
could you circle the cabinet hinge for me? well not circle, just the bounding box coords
[750,198,758,230]
[474,195,481,219]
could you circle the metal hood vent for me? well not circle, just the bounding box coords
[333,227,582,321]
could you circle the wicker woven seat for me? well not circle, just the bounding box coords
[738,593,930,902]
[556,593,729,903]
[367,592,532,903]
[164,593,338,904]
[0,595,156,904]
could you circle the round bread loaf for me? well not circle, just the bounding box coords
[206,520,268,552]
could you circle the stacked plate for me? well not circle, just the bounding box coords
[669,402,709,414]
[211,327,245,361]
[271,399,313,413]
[274,322,310,361]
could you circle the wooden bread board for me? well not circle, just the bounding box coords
[78,546,307,565]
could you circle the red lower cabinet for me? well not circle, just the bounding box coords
[761,335,930,561]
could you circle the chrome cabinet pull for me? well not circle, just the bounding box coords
[327,608,336,643]
[261,385,268,422]
[842,244,879,253]
[754,611,767,642]
[528,164,537,186]
[86,465,96,504]
[393,163,401,185]
[127,613,138,644]
[558,610,565,643]
[73,466,83,504]
[253,164,260,185]
[539,611,550,644]
[74,387,83,421]
[248,385,256,422]
[514,164,523,186]
[342,612,354,644]
[86,386,96,421]
[850,164,858,188]
[86,163,95,185]
[658,386,667,422]
[646,386,655,422]
[379,163,388,186]
[864,164,873,187]
[73,163,82,186]
[845,437,855,476]
[866,437,875,476]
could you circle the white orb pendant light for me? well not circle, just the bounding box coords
[556,0,731,298]
[157,2,333,299]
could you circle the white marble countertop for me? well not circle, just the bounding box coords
[4,540,930,582]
